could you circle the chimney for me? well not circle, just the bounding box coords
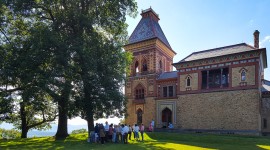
[253,30,260,48]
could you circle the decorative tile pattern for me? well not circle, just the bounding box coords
[129,15,171,49]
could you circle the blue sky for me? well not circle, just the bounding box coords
[126,0,270,80]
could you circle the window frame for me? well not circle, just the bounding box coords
[241,70,246,81]
[162,85,175,98]
[186,76,191,87]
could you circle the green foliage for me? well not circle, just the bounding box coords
[0,128,21,139]
[0,0,138,138]
[71,129,87,134]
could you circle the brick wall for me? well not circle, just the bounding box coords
[125,97,155,127]
[177,89,260,131]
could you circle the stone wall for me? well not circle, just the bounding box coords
[125,97,155,127]
[143,97,156,127]
[262,97,270,133]
[125,99,136,126]
[179,73,198,91]
[177,89,260,131]
[232,65,256,87]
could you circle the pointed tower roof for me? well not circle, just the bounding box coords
[128,8,172,49]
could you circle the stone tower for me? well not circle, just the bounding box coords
[124,8,176,126]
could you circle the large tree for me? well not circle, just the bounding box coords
[1,0,137,139]
[0,6,58,138]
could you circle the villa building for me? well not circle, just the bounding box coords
[124,8,269,135]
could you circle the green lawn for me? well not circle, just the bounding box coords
[0,132,270,150]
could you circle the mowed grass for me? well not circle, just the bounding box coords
[0,132,270,150]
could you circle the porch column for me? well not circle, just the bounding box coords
[207,70,209,89]
[220,68,223,88]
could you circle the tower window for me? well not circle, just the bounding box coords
[159,60,162,69]
[135,61,139,73]
[142,59,148,72]
[135,88,144,99]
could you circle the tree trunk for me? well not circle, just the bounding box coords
[55,81,71,140]
[87,116,94,138]
[55,97,69,140]
[20,102,28,138]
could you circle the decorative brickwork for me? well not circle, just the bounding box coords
[124,8,268,135]
[232,65,256,87]
[179,73,198,91]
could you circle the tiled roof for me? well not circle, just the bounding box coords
[128,9,171,49]
[262,80,270,92]
[179,43,256,63]
[157,71,177,80]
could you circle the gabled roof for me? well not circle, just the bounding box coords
[128,8,171,49]
[262,79,270,92]
[179,43,256,63]
[157,71,177,80]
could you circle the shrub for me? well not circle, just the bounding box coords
[0,128,21,139]
[71,128,87,134]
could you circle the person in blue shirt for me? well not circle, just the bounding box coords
[168,122,174,129]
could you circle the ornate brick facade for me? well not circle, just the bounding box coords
[124,8,268,135]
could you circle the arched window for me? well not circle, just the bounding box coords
[241,70,246,81]
[135,84,145,99]
[186,76,191,87]
[142,59,147,72]
[135,61,139,73]
[159,60,162,69]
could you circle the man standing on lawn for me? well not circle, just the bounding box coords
[140,123,145,141]
[104,121,109,142]
[151,119,155,132]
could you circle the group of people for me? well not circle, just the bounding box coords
[92,121,147,144]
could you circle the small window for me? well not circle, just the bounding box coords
[135,61,139,73]
[142,60,147,72]
[168,86,174,97]
[263,118,267,129]
[241,70,246,81]
[135,88,144,99]
[163,87,167,97]
[186,77,191,87]
[159,60,162,69]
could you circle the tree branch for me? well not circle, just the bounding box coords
[33,5,55,22]
[28,113,58,129]
[0,28,16,50]
[0,87,24,93]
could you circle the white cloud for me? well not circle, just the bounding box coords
[259,36,270,48]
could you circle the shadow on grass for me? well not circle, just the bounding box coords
[146,132,270,150]
[0,132,270,150]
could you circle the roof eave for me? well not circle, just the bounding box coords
[172,49,262,66]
